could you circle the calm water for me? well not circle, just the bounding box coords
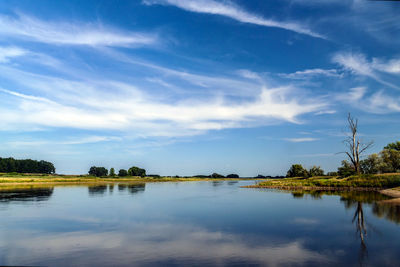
[1,180,400,266]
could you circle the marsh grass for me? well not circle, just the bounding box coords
[249,173,400,189]
[0,173,249,186]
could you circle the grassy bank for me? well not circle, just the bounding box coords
[0,173,251,187]
[244,173,400,190]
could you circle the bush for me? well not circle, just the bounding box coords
[337,160,356,177]
[211,173,225,178]
[118,169,128,177]
[308,166,324,177]
[88,166,108,177]
[287,164,308,178]
[128,166,146,177]
[226,174,239,178]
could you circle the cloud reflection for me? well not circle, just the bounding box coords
[4,222,331,266]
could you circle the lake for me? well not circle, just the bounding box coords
[1,180,400,266]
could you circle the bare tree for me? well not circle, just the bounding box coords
[343,113,373,174]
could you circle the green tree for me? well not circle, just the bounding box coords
[109,168,116,177]
[211,173,225,178]
[384,141,400,151]
[0,157,55,174]
[226,174,239,178]
[380,149,400,173]
[308,166,324,177]
[118,169,128,177]
[360,153,381,174]
[128,166,146,177]
[338,160,356,177]
[287,164,308,178]
[88,166,108,177]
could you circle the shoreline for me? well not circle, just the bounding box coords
[243,184,400,203]
[0,176,255,188]
[241,185,383,191]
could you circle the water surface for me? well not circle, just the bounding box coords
[1,180,400,266]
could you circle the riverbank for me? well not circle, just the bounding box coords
[0,173,252,187]
[243,174,400,202]
[243,173,400,190]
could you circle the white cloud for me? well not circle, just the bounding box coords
[0,13,157,47]
[372,58,400,74]
[336,87,400,114]
[283,137,319,142]
[0,46,27,62]
[280,68,342,79]
[0,65,327,137]
[143,0,325,39]
[336,87,366,102]
[236,69,262,80]
[332,52,400,89]
[6,136,122,147]
[333,52,373,77]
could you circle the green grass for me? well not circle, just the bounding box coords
[250,173,400,189]
[0,173,250,186]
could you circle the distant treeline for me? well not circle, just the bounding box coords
[0,157,55,174]
[194,173,239,178]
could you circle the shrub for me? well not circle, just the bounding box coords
[88,166,108,177]
[128,166,146,177]
[118,169,128,177]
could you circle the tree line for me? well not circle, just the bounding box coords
[88,166,147,177]
[0,157,55,174]
[286,114,400,178]
[286,141,400,178]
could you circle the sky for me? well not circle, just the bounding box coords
[0,0,399,176]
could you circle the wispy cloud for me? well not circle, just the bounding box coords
[0,64,327,137]
[280,68,341,79]
[143,0,325,39]
[283,137,319,142]
[336,87,400,114]
[6,136,121,147]
[0,46,27,62]
[0,13,157,47]
[332,52,400,89]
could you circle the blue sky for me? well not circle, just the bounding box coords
[0,0,399,176]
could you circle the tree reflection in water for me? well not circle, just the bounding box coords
[0,187,54,203]
[352,202,368,266]
[88,185,108,196]
[290,190,396,266]
[117,183,146,195]
[372,202,400,225]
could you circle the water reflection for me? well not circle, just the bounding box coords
[118,183,145,195]
[290,190,399,266]
[1,183,400,266]
[2,222,330,266]
[352,202,368,265]
[373,202,400,224]
[211,181,223,187]
[226,180,238,185]
[88,184,146,197]
[0,187,54,203]
[88,185,108,196]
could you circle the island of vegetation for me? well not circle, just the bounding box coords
[245,114,400,200]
